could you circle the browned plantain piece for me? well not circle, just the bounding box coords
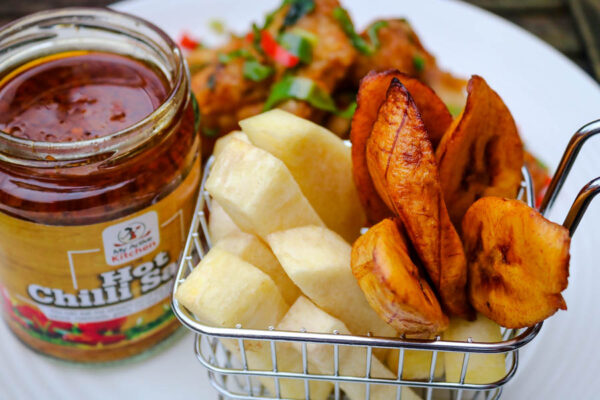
[462,197,570,328]
[351,70,452,224]
[366,78,473,319]
[436,76,524,229]
[351,218,449,335]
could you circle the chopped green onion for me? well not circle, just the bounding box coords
[336,101,357,118]
[290,27,318,45]
[413,54,426,72]
[278,32,312,64]
[243,60,274,81]
[218,49,253,64]
[332,7,376,55]
[208,19,226,35]
[366,21,388,50]
[283,0,315,27]
[535,156,549,170]
[251,23,264,54]
[264,76,337,112]
[447,103,463,117]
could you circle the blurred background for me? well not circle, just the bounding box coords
[0,0,598,81]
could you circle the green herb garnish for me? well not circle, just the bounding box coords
[209,19,226,35]
[336,101,357,118]
[283,0,315,27]
[218,49,253,64]
[243,60,274,81]
[264,76,337,112]
[278,32,313,64]
[366,21,388,50]
[332,7,378,55]
[413,54,426,72]
[447,103,463,117]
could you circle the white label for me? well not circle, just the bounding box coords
[102,211,160,266]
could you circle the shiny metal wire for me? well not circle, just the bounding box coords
[173,121,600,400]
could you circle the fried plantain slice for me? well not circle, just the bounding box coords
[366,78,473,319]
[351,70,452,224]
[436,76,524,229]
[462,197,570,328]
[351,218,449,335]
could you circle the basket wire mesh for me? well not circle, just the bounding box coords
[172,120,600,400]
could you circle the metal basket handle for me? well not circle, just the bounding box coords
[563,177,600,237]
[539,119,600,215]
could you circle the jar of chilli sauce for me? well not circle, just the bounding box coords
[0,9,201,362]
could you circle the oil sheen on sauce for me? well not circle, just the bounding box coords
[0,51,168,142]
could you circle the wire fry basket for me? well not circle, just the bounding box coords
[171,120,600,400]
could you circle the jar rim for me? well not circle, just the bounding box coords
[0,7,187,163]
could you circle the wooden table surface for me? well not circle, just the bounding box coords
[0,0,597,81]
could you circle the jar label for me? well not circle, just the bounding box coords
[0,158,200,354]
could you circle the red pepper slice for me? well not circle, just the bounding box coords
[259,31,300,68]
[179,32,201,50]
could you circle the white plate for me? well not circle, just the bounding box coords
[2,0,600,399]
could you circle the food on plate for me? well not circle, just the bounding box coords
[436,75,524,229]
[214,231,301,304]
[365,77,472,319]
[351,218,449,335]
[462,197,570,328]
[212,130,250,159]
[185,0,466,149]
[208,200,242,243]
[175,247,288,326]
[266,226,397,338]
[278,296,422,400]
[443,314,506,384]
[349,18,466,110]
[174,247,332,399]
[240,109,365,242]
[351,69,452,223]
[205,137,324,240]
[386,345,445,380]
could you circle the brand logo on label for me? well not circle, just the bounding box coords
[102,211,160,266]
[116,222,148,245]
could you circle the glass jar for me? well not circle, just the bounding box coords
[0,8,201,362]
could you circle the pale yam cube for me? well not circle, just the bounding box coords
[212,130,249,159]
[267,226,397,338]
[215,231,301,304]
[278,296,421,400]
[241,110,366,242]
[443,314,506,384]
[206,138,324,240]
[208,200,242,243]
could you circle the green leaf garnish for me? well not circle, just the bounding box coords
[413,54,426,72]
[332,7,377,55]
[243,60,274,81]
[366,21,388,50]
[278,32,313,64]
[283,0,315,27]
[264,76,337,112]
